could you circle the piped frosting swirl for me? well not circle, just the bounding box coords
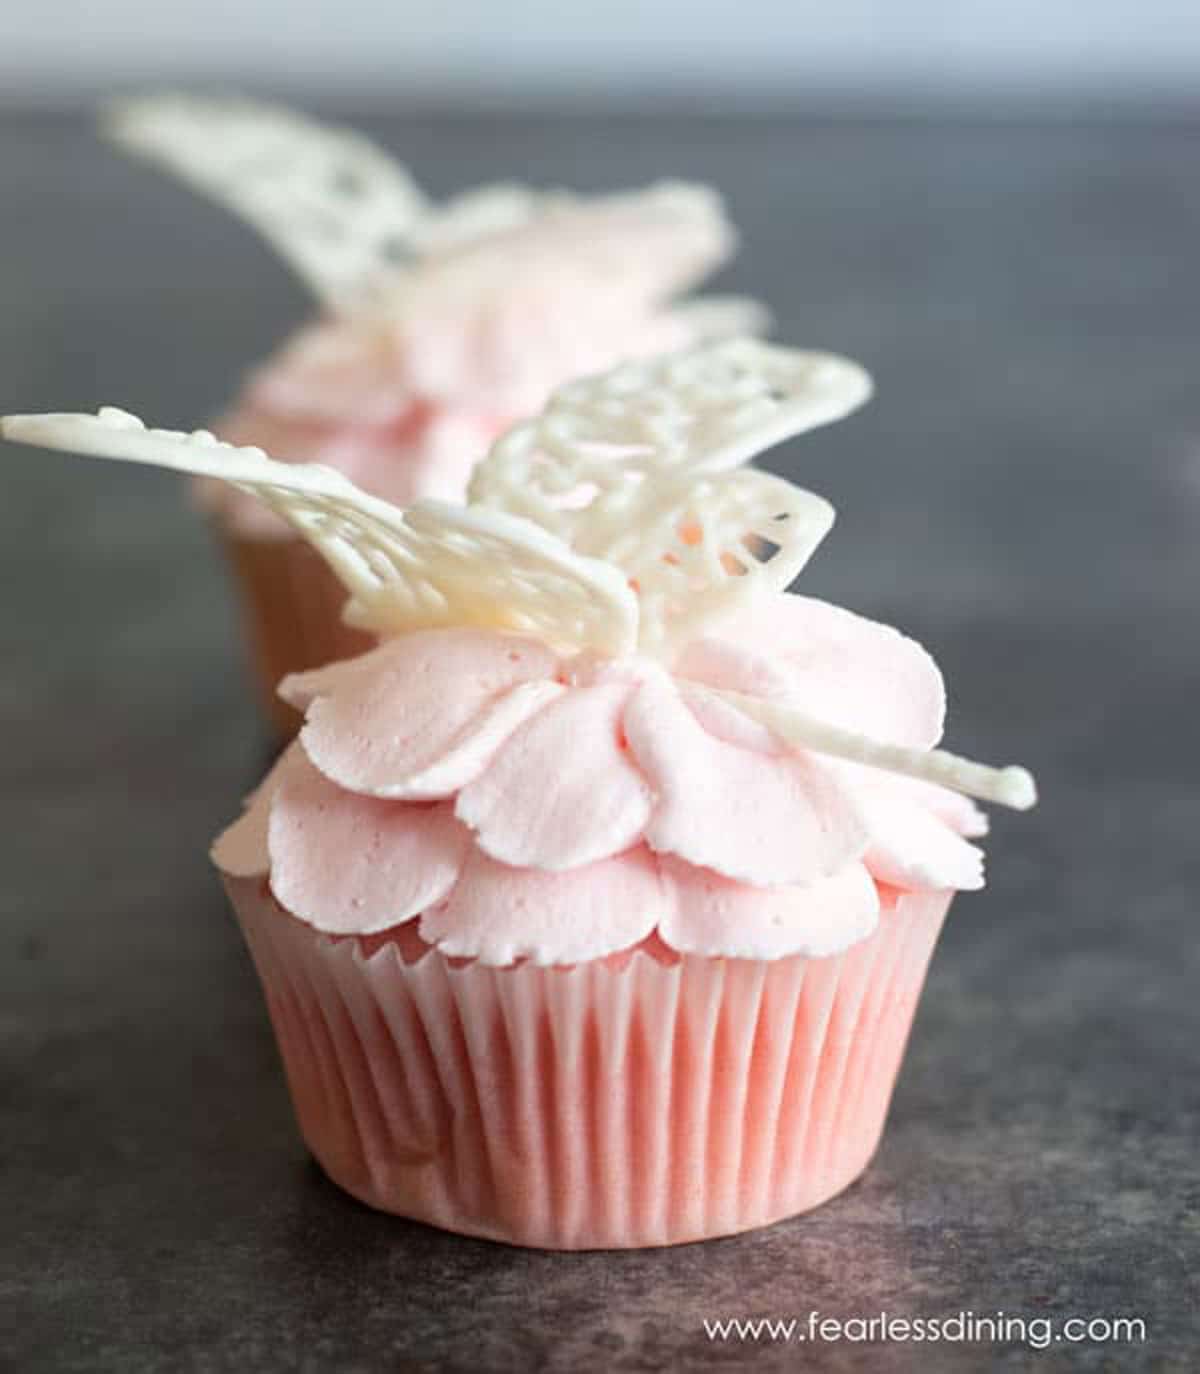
[212,600,984,964]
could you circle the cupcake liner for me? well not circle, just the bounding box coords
[227,877,951,1249]
[218,528,373,737]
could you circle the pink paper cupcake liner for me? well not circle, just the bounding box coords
[219,529,373,737]
[227,877,951,1249]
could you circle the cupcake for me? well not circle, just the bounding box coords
[105,95,768,734]
[2,338,1036,1249]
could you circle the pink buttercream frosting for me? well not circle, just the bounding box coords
[212,595,987,966]
[204,189,753,537]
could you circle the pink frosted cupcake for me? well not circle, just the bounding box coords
[2,339,1036,1249]
[106,96,766,733]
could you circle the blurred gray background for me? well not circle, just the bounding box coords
[3,0,1200,110]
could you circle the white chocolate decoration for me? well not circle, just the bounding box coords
[1,342,1038,815]
[0,409,637,656]
[706,686,1038,811]
[600,469,835,653]
[102,96,747,337]
[468,337,871,538]
[104,95,430,312]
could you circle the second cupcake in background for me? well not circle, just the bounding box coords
[107,96,769,733]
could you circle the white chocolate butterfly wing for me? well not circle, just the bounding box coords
[0,409,638,657]
[592,469,834,653]
[468,337,872,538]
[103,95,430,312]
[357,501,638,654]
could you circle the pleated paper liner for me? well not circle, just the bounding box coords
[219,528,373,738]
[227,877,951,1249]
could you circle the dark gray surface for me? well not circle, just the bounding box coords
[2,110,1198,1372]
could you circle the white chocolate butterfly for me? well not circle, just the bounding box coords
[2,407,637,656]
[471,337,870,651]
[0,341,1036,811]
[471,335,872,516]
[103,95,757,332]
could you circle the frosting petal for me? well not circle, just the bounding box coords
[677,680,781,754]
[455,683,654,870]
[848,767,990,839]
[268,751,470,933]
[246,320,417,426]
[659,857,880,959]
[210,746,307,877]
[854,785,986,891]
[297,628,560,799]
[420,845,667,966]
[624,674,867,885]
[676,595,946,749]
[278,646,385,711]
[902,778,989,838]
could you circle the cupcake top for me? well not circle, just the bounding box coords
[106,97,766,534]
[2,339,1036,968]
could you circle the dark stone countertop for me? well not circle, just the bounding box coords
[1,110,1198,1372]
